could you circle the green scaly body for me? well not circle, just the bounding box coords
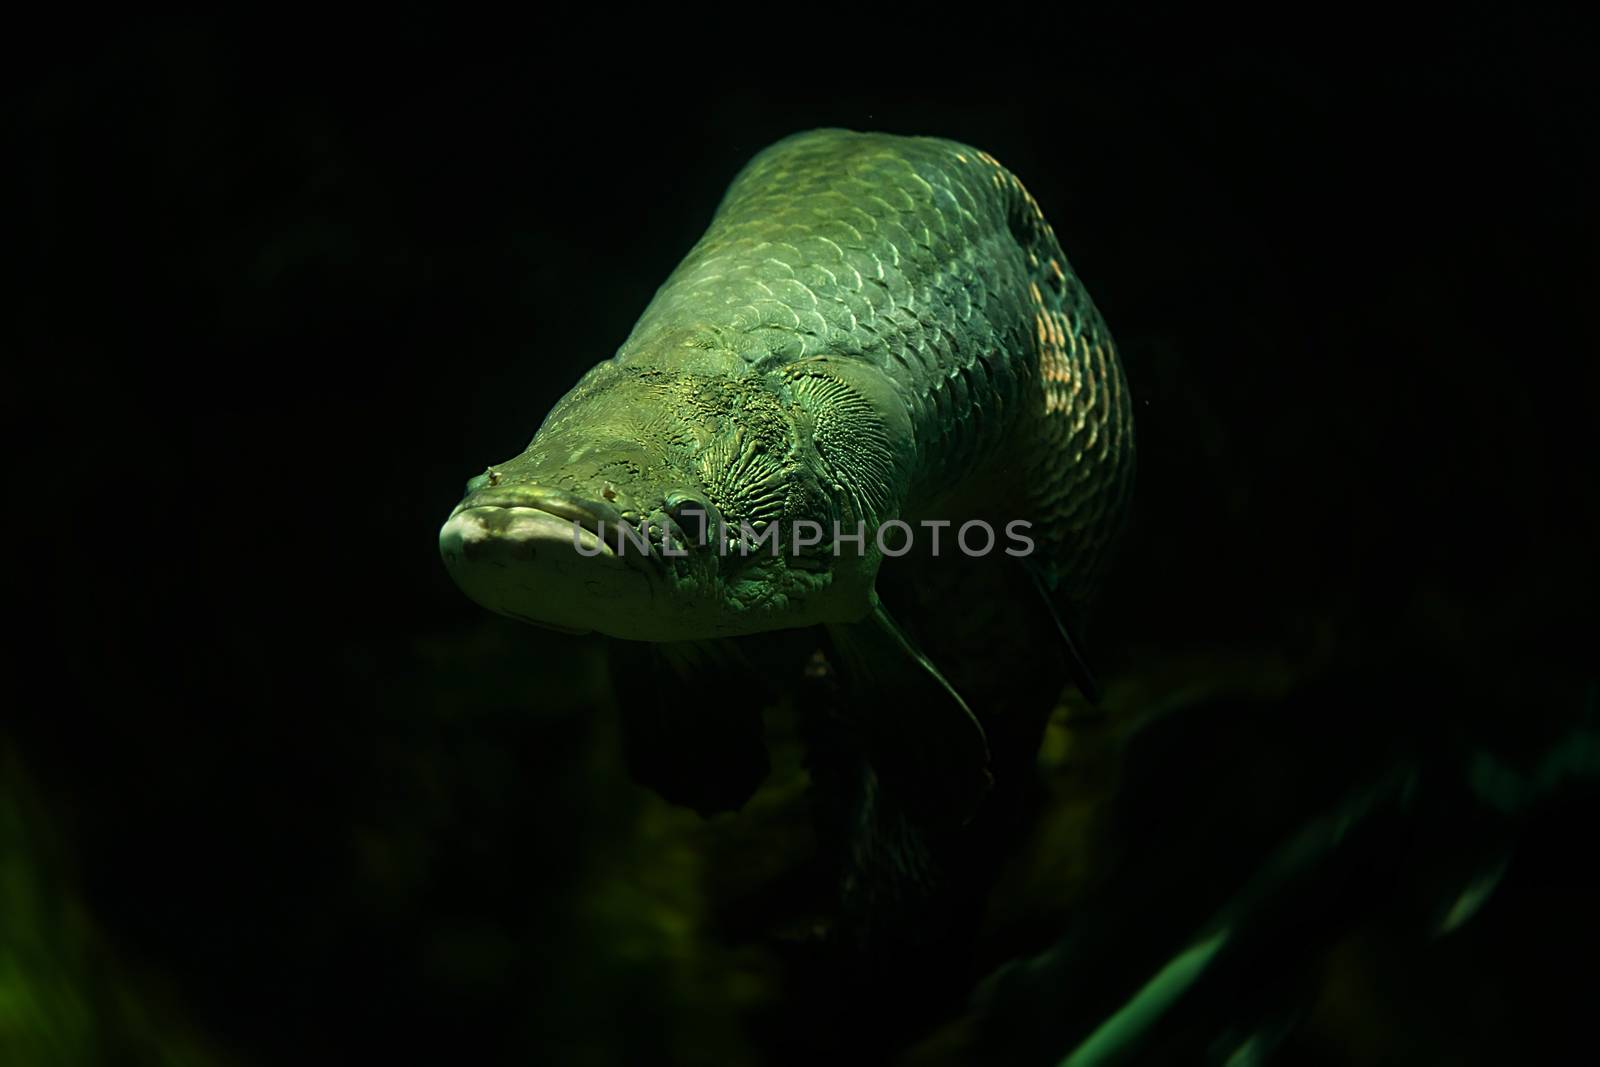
[494,129,1134,631]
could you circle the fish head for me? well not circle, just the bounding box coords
[438,358,909,640]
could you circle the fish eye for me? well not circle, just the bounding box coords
[664,492,708,519]
[664,492,718,541]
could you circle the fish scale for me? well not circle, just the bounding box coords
[618,128,1134,614]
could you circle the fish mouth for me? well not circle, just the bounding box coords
[438,485,658,635]
[447,484,627,551]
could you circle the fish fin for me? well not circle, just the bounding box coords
[654,636,750,679]
[1021,559,1103,705]
[825,595,993,827]
[1434,852,1512,936]
[607,637,771,817]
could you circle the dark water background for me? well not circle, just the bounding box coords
[9,14,1597,1065]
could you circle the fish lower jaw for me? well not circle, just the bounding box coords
[438,505,660,634]
[440,505,615,560]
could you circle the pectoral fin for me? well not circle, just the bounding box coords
[825,596,993,827]
[1021,559,1103,705]
[607,638,771,816]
